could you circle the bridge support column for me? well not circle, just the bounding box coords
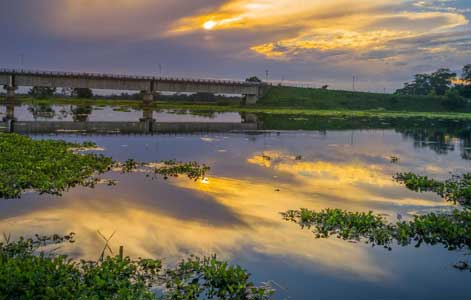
[2,102,16,122]
[4,85,17,102]
[244,94,258,105]
[142,91,154,106]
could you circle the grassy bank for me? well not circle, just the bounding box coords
[258,86,468,112]
[3,89,471,120]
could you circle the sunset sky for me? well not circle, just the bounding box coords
[1,0,470,91]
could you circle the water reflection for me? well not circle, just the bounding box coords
[2,104,471,298]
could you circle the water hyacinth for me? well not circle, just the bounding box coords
[282,208,471,269]
[394,172,471,206]
[0,133,210,199]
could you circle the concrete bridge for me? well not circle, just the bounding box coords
[0,68,268,104]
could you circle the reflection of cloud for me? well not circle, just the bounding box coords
[246,151,448,208]
[0,179,388,280]
[0,145,456,282]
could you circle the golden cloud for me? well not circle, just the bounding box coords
[169,0,468,60]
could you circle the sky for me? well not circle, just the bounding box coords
[0,0,470,92]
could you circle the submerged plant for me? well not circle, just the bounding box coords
[394,172,471,206]
[0,235,273,300]
[282,208,471,270]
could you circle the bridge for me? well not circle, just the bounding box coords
[0,69,268,104]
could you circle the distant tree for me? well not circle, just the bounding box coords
[28,86,56,99]
[245,76,262,83]
[321,85,329,90]
[396,69,456,96]
[72,88,93,99]
[429,68,456,96]
[61,87,73,97]
[396,73,433,95]
[463,64,471,83]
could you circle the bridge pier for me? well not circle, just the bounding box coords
[142,91,154,106]
[244,94,258,105]
[2,101,16,122]
[3,85,17,102]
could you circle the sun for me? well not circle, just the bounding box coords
[203,20,217,30]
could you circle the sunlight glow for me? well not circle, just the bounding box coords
[203,20,217,30]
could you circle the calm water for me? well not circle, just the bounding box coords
[1,103,471,299]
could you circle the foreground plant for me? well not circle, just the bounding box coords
[394,172,471,206]
[0,133,210,199]
[0,235,273,300]
[282,208,471,270]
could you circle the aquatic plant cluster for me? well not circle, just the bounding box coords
[394,172,471,206]
[121,159,210,181]
[0,133,113,199]
[0,134,210,199]
[282,208,471,253]
[0,235,273,300]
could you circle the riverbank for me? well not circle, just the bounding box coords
[3,88,471,120]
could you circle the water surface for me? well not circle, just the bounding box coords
[1,103,471,299]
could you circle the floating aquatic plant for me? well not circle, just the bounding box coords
[0,134,210,199]
[0,133,114,199]
[282,208,471,270]
[394,172,471,206]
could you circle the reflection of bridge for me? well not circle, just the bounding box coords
[1,121,258,134]
[0,102,259,134]
[0,69,268,105]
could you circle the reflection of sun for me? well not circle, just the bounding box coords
[203,20,216,30]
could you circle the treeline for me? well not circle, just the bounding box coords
[395,65,471,108]
[29,87,94,99]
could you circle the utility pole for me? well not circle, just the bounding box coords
[158,64,162,76]
[20,54,24,67]
[265,70,269,81]
[352,75,356,91]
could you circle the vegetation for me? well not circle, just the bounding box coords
[0,133,210,199]
[395,65,471,109]
[0,133,113,199]
[258,86,471,112]
[0,235,273,300]
[245,76,262,83]
[394,173,471,206]
[282,208,471,269]
[28,86,56,99]
[72,88,93,99]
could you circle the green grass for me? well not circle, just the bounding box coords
[259,86,467,112]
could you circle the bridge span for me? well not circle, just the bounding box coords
[0,69,267,104]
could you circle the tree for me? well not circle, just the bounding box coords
[429,68,456,96]
[245,76,262,83]
[28,86,56,99]
[463,64,471,83]
[395,69,456,96]
[72,88,93,98]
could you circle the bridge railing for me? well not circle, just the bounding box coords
[0,68,264,87]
